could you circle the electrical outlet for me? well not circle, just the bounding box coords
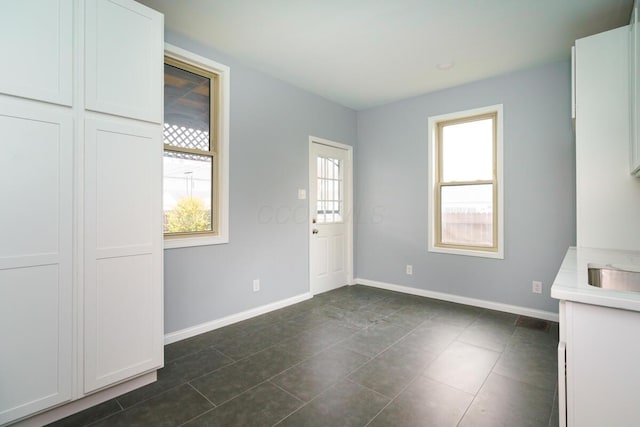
[532,280,542,294]
[406,264,413,275]
[253,279,260,292]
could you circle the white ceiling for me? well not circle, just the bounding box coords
[140,0,633,110]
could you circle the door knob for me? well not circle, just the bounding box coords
[312,229,319,234]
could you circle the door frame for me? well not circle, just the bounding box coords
[308,136,354,295]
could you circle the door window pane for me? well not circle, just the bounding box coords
[317,156,343,223]
[440,184,493,247]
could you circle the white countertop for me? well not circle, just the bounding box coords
[551,246,640,312]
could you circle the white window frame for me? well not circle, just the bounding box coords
[163,43,230,249]
[427,104,504,259]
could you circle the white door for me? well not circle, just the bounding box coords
[309,139,352,294]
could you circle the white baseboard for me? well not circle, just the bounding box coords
[355,277,559,322]
[164,292,313,345]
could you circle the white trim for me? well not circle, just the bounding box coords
[308,136,355,294]
[163,292,313,345]
[163,43,230,249]
[355,277,559,322]
[309,135,353,152]
[427,104,504,259]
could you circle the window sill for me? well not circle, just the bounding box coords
[428,245,504,260]
[164,234,229,249]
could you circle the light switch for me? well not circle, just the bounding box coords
[298,189,306,200]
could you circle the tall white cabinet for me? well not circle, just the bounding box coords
[0,1,164,425]
[574,25,640,252]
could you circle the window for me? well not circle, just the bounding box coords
[316,156,344,223]
[163,44,229,249]
[428,105,504,259]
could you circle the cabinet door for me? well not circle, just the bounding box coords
[85,0,163,123]
[0,100,73,424]
[0,0,73,106]
[568,303,640,426]
[83,117,163,393]
[631,2,640,175]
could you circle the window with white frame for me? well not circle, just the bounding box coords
[428,105,504,259]
[163,44,230,249]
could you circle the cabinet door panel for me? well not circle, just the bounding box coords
[569,303,640,426]
[84,118,162,393]
[85,0,163,123]
[0,101,72,424]
[632,3,640,175]
[0,0,72,105]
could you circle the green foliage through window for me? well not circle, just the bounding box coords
[165,197,211,233]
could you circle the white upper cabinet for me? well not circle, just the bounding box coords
[575,27,640,251]
[85,0,163,123]
[0,1,73,106]
[630,0,640,175]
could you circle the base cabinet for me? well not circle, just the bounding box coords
[0,1,163,425]
[558,301,640,426]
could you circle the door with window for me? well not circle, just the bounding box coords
[309,140,352,294]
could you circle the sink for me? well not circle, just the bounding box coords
[588,264,640,292]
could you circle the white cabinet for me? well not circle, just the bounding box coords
[630,0,640,175]
[575,26,640,251]
[83,118,163,392]
[559,301,640,426]
[0,1,73,106]
[0,1,163,425]
[0,99,74,425]
[85,0,163,123]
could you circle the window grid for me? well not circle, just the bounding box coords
[435,112,498,252]
[316,156,343,224]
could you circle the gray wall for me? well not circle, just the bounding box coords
[163,31,357,333]
[355,60,576,313]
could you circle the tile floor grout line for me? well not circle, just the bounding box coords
[489,370,558,393]
[362,356,437,427]
[106,381,199,419]
[76,405,125,427]
[176,406,217,427]
[343,377,395,402]
[267,380,306,404]
[270,376,347,426]
[187,381,217,408]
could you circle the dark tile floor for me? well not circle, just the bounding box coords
[49,285,560,427]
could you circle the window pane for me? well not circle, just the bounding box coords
[442,118,493,182]
[440,184,493,247]
[163,152,212,233]
[316,156,343,224]
[164,63,210,151]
